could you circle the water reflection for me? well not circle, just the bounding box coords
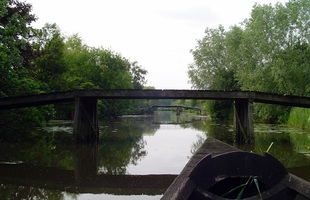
[126,124,206,174]
[153,110,204,124]
[252,124,310,180]
[0,184,64,199]
[0,113,309,199]
[0,114,205,199]
[98,117,157,175]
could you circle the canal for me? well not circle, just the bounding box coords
[0,111,309,199]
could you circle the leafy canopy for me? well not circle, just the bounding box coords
[188,0,310,122]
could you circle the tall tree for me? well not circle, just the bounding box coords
[33,23,67,91]
[0,0,53,129]
[61,35,148,117]
[236,0,310,95]
[129,61,148,90]
[188,0,310,122]
[188,25,228,90]
[188,25,241,119]
[0,0,39,96]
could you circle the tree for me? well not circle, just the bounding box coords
[60,35,149,117]
[0,1,150,124]
[63,35,133,90]
[0,0,51,130]
[33,23,67,91]
[188,25,227,90]
[0,0,36,70]
[236,1,310,122]
[236,0,310,95]
[129,61,148,89]
[188,25,240,119]
[0,0,39,97]
[188,0,310,122]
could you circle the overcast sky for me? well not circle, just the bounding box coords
[26,0,288,89]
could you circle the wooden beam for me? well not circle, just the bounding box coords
[73,97,99,142]
[234,99,254,143]
[1,90,310,109]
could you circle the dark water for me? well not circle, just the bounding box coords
[0,111,309,199]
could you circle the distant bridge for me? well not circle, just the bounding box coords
[1,89,310,143]
[152,105,202,115]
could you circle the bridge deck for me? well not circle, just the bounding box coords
[1,89,310,109]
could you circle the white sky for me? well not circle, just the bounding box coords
[26,0,288,89]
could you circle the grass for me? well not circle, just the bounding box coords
[288,108,310,129]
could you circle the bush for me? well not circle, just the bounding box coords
[288,108,310,129]
[208,100,233,120]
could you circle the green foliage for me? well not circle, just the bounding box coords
[0,0,149,125]
[188,25,241,120]
[188,25,240,91]
[0,0,39,96]
[129,61,148,89]
[0,0,36,71]
[188,0,310,122]
[208,100,233,120]
[33,24,67,91]
[62,34,141,90]
[288,108,310,129]
[254,104,291,123]
[0,0,52,128]
[61,35,148,117]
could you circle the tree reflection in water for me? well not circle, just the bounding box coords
[0,184,67,200]
[1,116,310,199]
[98,117,159,175]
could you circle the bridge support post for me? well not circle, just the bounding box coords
[234,99,254,143]
[73,97,99,142]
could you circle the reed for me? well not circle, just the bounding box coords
[222,176,262,200]
[221,144,275,199]
[288,108,310,129]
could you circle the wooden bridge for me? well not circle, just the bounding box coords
[1,89,310,143]
[152,105,202,115]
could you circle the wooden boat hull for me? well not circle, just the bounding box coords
[162,138,310,200]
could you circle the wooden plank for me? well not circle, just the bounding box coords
[283,174,310,199]
[0,91,75,109]
[161,138,240,200]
